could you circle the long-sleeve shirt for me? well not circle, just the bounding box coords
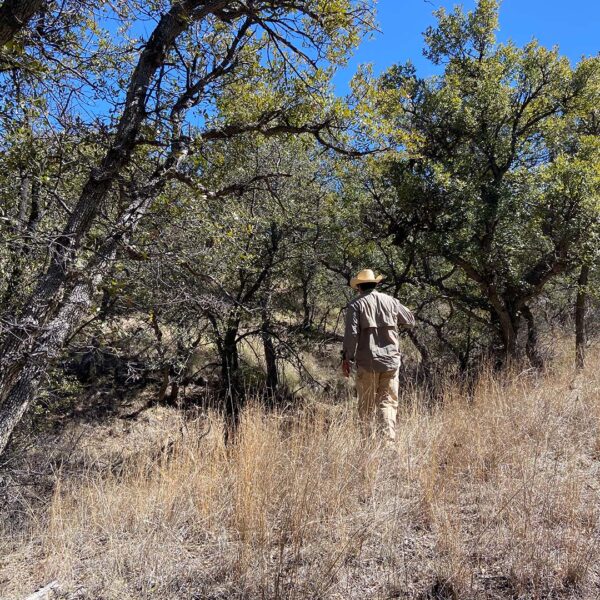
[343,290,415,372]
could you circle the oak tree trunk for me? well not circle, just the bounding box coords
[300,273,313,330]
[221,320,241,404]
[261,306,278,394]
[0,275,98,453]
[522,305,543,369]
[575,264,589,371]
[494,306,519,364]
[0,0,45,47]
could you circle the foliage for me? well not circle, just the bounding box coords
[357,0,600,362]
[0,0,599,449]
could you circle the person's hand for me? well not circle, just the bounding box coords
[342,359,351,378]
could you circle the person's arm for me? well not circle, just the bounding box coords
[342,302,359,377]
[397,301,416,329]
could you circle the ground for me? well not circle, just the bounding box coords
[2,341,600,599]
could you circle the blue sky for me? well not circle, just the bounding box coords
[333,0,600,94]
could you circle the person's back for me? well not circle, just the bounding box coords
[344,289,415,372]
[342,269,415,443]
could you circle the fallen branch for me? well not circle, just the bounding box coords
[24,581,60,600]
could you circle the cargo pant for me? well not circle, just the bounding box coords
[355,367,399,441]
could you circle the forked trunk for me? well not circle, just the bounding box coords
[300,274,313,330]
[0,139,189,455]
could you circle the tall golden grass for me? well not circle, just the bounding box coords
[3,342,600,599]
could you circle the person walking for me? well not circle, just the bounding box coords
[342,269,415,443]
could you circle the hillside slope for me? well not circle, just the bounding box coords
[2,344,600,599]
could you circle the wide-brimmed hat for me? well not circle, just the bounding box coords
[350,269,384,290]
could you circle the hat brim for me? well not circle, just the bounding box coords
[350,275,384,290]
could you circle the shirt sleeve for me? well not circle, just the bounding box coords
[397,302,416,329]
[343,302,359,362]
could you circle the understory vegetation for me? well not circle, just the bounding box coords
[1,0,600,597]
[3,339,600,599]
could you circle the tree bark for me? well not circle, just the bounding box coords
[522,304,543,369]
[221,320,240,396]
[449,256,520,363]
[492,302,519,363]
[220,318,241,426]
[261,301,278,394]
[406,328,432,381]
[0,0,45,47]
[157,366,170,404]
[575,264,589,371]
[1,169,35,309]
[0,274,100,453]
[300,272,313,330]
[168,380,179,406]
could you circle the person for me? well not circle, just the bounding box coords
[342,269,415,443]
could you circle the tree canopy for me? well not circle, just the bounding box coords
[0,0,599,454]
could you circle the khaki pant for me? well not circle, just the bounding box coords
[356,367,399,441]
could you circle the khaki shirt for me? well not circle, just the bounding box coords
[343,290,415,373]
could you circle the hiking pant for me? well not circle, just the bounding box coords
[355,367,399,441]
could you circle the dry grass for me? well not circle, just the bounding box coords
[3,343,600,599]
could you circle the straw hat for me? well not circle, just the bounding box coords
[350,269,384,290]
